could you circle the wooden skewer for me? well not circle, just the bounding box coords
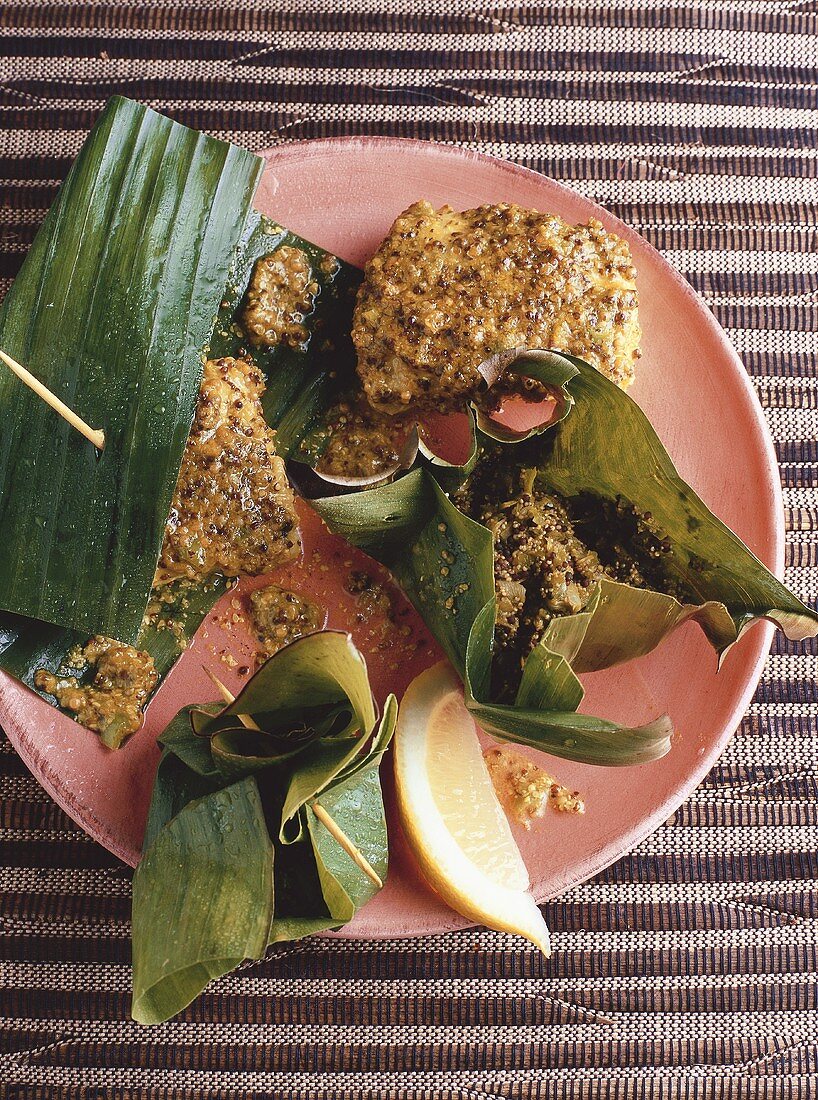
[203,665,383,889]
[308,801,383,888]
[0,349,105,450]
[203,667,261,730]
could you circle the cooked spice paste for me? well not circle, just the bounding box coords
[249,584,324,662]
[157,356,301,584]
[484,746,585,828]
[315,398,413,481]
[345,570,394,622]
[34,636,157,748]
[242,246,318,350]
[353,201,641,414]
[454,456,677,700]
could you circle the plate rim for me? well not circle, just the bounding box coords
[0,135,783,937]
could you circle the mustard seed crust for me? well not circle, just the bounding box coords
[484,746,585,828]
[157,356,301,583]
[34,636,157,747]
[352,200,641,414]
[242,246,318,351]
[314,397,413,480]
[249,584,323,664]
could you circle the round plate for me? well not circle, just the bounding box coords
[0,138,781,940]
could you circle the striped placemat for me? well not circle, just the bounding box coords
[1,2,817,1096]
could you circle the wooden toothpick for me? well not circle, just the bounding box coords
[203,667,261,730]
[308,801,383,888]
[0,349,105,450]
[202,665,383,889]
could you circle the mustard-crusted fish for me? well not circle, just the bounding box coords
[352,201,641,414]
[35,356,301,742]
[157,356,301,584]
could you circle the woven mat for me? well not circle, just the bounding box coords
[1,2,817,1096]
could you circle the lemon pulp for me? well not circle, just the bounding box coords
[394,661,551,956]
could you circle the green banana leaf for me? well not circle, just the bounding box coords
[409,350,577,495]
[306,762,390,923]
[0,96,262,641]
[315,348,817,768]
[458,593,666,766]
[473,348,579,443]
[132,631,394,1024]
[312,472,673,766]
[0,576,227,748]
[142,704,223,852]
[266,751,389,945]
[458,596,670,766]
[131,777,274,1026]
[191,631,396,840]
[468,701,674,768]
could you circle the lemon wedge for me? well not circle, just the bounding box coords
[394,661,551,956]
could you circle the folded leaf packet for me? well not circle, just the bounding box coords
[0,99,362,743]
[0,96,262,640]
[132,632,396,1024]
[312,351,818,767]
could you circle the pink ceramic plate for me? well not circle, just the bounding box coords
[0,139,781,940]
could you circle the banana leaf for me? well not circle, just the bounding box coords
[405,351,576,495]
[473,347,579,444]
[0,96,262,641]
[0,575,226,696]
[306,762,390,923]
[132,631,394,1024]
[142,703,223,852]
[312,472,673,766]
[131,777,274,1026]
[191,631,397,840]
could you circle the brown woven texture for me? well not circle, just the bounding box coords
[1,1,817,1096]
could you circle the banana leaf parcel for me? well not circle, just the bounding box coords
[312,351,818,766]
[0,96,262,640]
[0,97,362,741]
[132,631,396,1024]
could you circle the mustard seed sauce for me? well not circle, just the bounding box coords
[454,464,607,700]
[352,200,641,414]
[34,636,157,748]
[242,246,318,350]
[454,455,677,700]
[484,746,585,828]
[345,570,394,622]
[248,584,324,662]
[314,398,413,480]
[157,356,301,584]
